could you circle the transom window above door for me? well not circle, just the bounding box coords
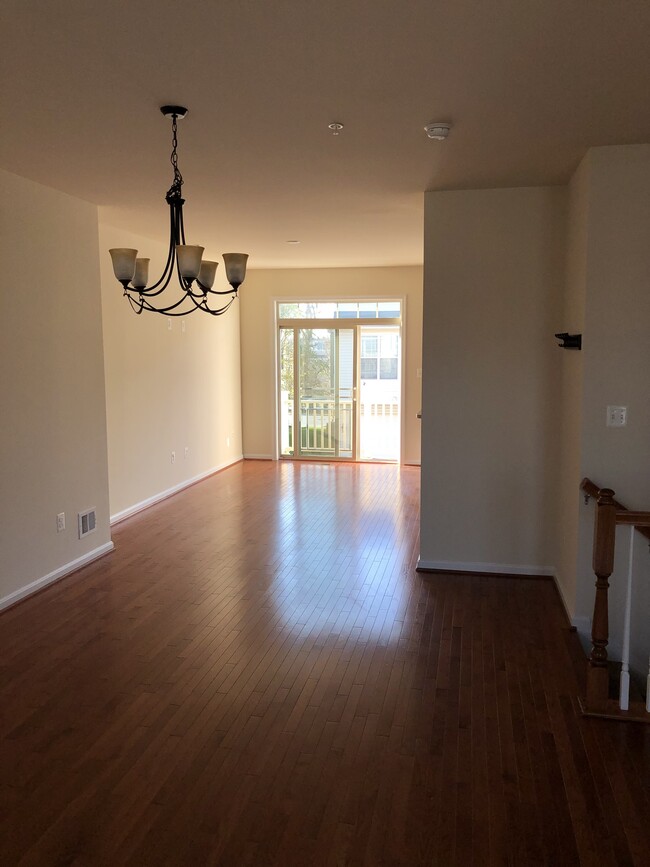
[277,300,401,320]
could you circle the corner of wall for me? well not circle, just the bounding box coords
[0,169,112,606]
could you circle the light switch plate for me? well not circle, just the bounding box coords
[606,406,627,427]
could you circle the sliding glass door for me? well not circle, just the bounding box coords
[277,300,403,462]
[358,327,401,460]
[280,327,355,459]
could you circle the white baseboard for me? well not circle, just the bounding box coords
[416,557,555,577]
[550,570,576,626]
[0,541,115,612]
[110,456,243,525]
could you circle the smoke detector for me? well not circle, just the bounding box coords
[424,122,451,141]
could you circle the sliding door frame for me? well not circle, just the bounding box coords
[276,313,402,463]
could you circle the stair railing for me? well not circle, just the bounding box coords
[580,478,650,722]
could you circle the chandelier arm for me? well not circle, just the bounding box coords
[172,205,199,292]
[143,259,174,293]
[186,285,209,298]
[205,287,238,296]
[124,285,237,318]
[144,303,195,317]
[140,291,228,317]
[138,265,175,297]
[182,291,235,317]
[138,292,195,315]
[175,258,196,294]
[172,200,194,292]
[125,290,145,315]
[179,202,187,245]
[141,201,180,295]
[204,296,237,316]
[171,199,195,294]
[138,301,196,317]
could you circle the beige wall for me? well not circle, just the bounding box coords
[0,169,112,608]
[239,266,423,464]
[420,150,650,678]
[420,187,565,572]
[99,223,244,519]
[553,156,589,614]
[570,146,650,668]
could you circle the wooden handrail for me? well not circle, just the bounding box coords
[580,479,650,721]
[580,477,601,500]
[616,511,650,528]
[581,477,650,541]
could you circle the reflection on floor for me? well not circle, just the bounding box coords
[1,460,649,865]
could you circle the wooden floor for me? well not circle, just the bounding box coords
[1,461,650,866]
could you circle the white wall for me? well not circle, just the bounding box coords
[420,187,565,573]
[239,266,423,464]
[99,223,244,520]
[0,169,112,609]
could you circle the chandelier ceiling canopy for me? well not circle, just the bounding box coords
[109,105,248,317]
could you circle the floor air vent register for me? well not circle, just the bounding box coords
[78,509,97,539]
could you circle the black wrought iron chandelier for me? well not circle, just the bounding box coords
[109,106,248,316]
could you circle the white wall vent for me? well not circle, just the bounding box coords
[78,508,97,539]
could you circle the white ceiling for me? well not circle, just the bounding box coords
[2,0,650,269]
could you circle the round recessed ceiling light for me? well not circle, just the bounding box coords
[286,240,301,245]
[328,122,344,135]
[424,122,451,140]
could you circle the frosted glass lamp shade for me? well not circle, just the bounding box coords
[197,260,218,290]
[132,258,150,290]
[176,245,204,282]
[109,248,138,283]
[223,253,249,288]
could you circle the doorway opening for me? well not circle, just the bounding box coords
[359,327,400,461]
[277,301,402,462]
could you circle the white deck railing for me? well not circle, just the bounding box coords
[299,398,353,453]
[281,396,400,458]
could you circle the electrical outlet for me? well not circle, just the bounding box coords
[56,512,65,533]
[167,318,172,331]
[171,450,176,464]
[184,446,189,459]
[181,320,186,333]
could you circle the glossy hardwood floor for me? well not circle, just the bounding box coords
[1,461,650,866]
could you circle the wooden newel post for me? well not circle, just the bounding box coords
[586,488,617,710]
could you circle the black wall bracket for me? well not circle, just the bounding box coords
[555,332,582,350]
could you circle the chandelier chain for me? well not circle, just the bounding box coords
[167,114,184,201]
